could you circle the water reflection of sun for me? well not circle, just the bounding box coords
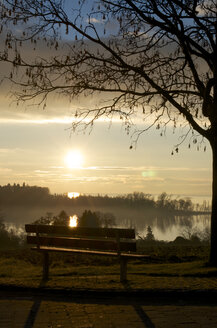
[69,215,78,227]
[68,192,80,199]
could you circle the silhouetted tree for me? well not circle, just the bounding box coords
[0,184,197,212]
[33,210,69,225]
[145,226,155,241]
[78,210,100,228]
[0,1,217,263]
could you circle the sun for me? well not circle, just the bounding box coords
[65,150,83,169]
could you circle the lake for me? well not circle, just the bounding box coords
[133,214,210,241]
[2,206,211,241]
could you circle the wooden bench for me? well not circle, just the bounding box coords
[25,224,149,282]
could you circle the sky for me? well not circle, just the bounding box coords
[0,89,212,204]
[0,1,213,205]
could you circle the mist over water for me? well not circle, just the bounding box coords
[2,205,210,241]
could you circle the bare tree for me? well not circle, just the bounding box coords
[1,1,217,263]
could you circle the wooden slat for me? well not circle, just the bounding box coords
[31,246,122,257]
[25,224,135,238]
[27,235,137,252]
[31,246,149,258]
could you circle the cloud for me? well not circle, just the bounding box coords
[0,167,12,172]
[0,147,26,155]
[88,17,103,24]
[196,1,215,15]
[165,177,211,185]
[79,165,210,173]
[38,172,164,185]
[0,148,12,154]
[33,165,210,178]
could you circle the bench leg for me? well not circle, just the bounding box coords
[120,257,128,282]
[43,252,49,280]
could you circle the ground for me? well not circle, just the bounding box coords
[1,253,217,327]
[1,289,217,328]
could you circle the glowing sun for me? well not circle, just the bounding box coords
[65,150,83,169]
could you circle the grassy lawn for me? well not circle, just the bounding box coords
[0,249,217,291]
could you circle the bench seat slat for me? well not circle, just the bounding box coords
[27,235,137,252]
[31,246,149,259]
[25,224,135,238]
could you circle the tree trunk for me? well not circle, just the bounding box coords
[209,136,217,265]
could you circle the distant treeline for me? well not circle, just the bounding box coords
[0,183,210,213]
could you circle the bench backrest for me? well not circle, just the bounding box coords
[25,224,136,253]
